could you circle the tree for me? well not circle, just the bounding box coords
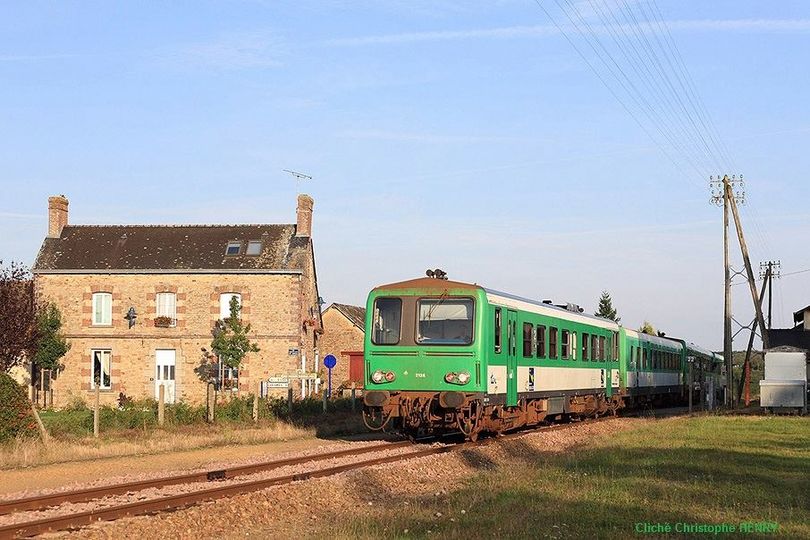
[639,321,656,335]
[210,296,260,373]
[0,262,38,372]
[595,290,621,323]
[33,303,70,372]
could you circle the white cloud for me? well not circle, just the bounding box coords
[324,19,810,47]
[336,129,550,144]
[170,32,287,69]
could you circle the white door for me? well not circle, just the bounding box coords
[155,349,177,404]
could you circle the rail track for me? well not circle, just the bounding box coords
[0,411,682,539]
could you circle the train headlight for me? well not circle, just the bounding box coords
[371,370,385,383]
[384,371,396,382]
[444,371,471,385]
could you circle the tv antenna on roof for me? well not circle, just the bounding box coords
[283,169,312,194]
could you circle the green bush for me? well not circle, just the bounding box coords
[215,395,255,422]
[0,372,38,442]
[165,401,206,425]
[40,409,92,438]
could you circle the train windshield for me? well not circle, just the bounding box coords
[372,297,402,345]
[417,298,474,345]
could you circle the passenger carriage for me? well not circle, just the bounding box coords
[362,275,720,440]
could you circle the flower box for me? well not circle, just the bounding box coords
[154,316,175,328]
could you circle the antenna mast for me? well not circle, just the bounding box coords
[283,169,312,194]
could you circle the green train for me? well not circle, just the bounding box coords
[362,274,724,439]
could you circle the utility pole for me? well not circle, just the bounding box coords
[725,178,769,352]
[738,268,769,407]
[711,175,737,406]
[760,260,781,330]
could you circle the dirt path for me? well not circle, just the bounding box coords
[0,436,373,496]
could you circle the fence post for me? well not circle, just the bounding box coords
[351,382,356,413]
[287,385,293,414]
[688,363,693,414]
[207,382,215,423]
[93,384,100,438]
[48,369,53,409]
[253,381,260,423]
[40,368,46,408]
[158,384,165,427]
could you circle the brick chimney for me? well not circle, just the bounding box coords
[48,195,69,238]
[295,194,314,237]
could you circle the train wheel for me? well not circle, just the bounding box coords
[456,399,482,441]
[362,407,392,431]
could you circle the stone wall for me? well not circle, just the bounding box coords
[317,307,364,387]
[35,271,320,407]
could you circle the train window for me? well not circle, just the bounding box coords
[536,325,546,358]
[613,332,619,361]
[561,330,570,358]
[523,323,533,357]
[630,346,636,370]
[642,348,647,370]
[591,335,598,362]
[417,298,474,345]
[582,333,589,361]
[571,332,577,360]
[494,309,502,353]
[372,297,402,345]
[599,336,606,361]
[549,327,558,358]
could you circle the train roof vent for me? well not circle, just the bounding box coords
[542,300,553,304]
[563,303,584,313]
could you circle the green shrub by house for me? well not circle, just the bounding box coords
[0,372,38,442]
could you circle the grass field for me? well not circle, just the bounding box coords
[340,416,809,539]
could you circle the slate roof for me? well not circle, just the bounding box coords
[330,303,366,331]
[33,224,312,272]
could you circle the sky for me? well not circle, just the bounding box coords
[2,0,810,350]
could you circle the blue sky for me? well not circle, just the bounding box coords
[2,0,810,349]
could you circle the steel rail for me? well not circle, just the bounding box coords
[0,444,453,539]
[0,412,686,538]
[0,439,413,516]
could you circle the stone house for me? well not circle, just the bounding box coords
[32,194,322,407]
[317,303,365,387]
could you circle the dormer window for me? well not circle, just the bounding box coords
[225,241,241,255]
[246,240,262,255]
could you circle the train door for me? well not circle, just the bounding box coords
[506,310,518,407]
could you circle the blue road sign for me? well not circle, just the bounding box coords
[323,354,337,397]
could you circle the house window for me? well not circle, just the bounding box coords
[494,309,502,353]
[549,327,558,359]
[246,240,262,255]
[91,350,112,390]
[225,241,242,255]
[92,292,112,326]
[220,293,242,319]
[220,364,239,391]
[561,330,570,359]
[523,323,533,357]
[536,325,546,358]
[156,292,176,324]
